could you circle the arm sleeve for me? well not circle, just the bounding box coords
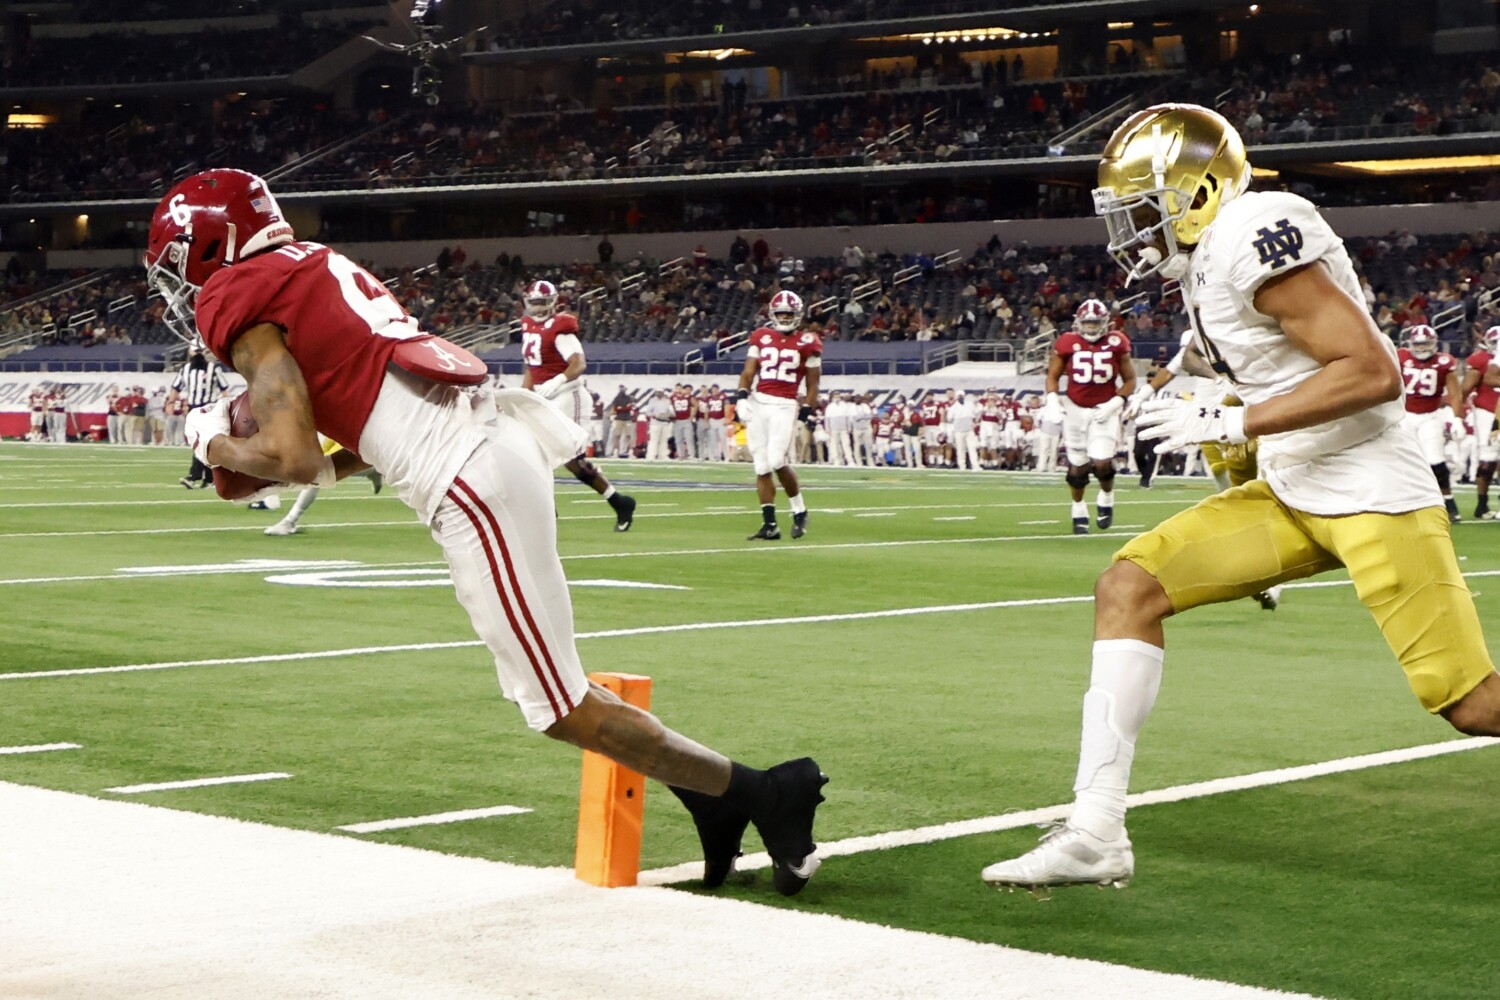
[554,333,584,362]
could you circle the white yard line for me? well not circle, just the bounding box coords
[105,772,292,795]
[8,569,1498,682]
[337,805,533,834]
[0,780,1316,1000]
[0,742,80,755]
[639,737,1500,886]
[0,520,419,539]
[933,515,976,521]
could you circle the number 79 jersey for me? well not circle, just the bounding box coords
[749,327,823,400]
[195,241,425,450]
[1054,330,1132,407]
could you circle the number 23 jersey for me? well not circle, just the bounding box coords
[1180,190,1437,515]
[749,327,823,400]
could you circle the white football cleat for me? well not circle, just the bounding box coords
[982,824,1134,896]
[264,520,301,536]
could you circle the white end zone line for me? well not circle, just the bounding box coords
[105,772,292,795]
[0,742,81,754]
[639,736,1500,886]
[337,804,533,833]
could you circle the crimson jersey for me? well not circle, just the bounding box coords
[520,313,582,382]
[196,241,417,451]
[1397,348,1455,415]
[919,399,941,426]
[670,393,692,419]
[748,327,822,400]
[1054,330,1133,407]
[705,393,726,419]
[1467,350,1498,413]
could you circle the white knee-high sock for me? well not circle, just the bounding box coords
[1069,638,1164,841]
[285,486,319,523]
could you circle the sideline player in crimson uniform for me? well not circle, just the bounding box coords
[1461,326,1500,518]
[1398,325,1463,522]
[738,289,821,540]
[146,168,827,895]
[519,280,635,531]
[1045,298,1136,533]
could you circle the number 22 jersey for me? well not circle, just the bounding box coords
[749,327,823,401]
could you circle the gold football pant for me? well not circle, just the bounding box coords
[1114,480,1493,712]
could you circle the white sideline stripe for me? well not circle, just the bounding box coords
[0,781,1316,1000]
[337,805,533,833]
[0,596,1096,681]
[9,569,1499,681]
[639,737,1500,886]
[106,772,292,795]
[0,741,81,755]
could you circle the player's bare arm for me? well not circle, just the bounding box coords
[804,363,821,411]
[1240,261,1402,437]
[1117,357,1137,397]
[208,322,326,484]
[1045,352,1064,395]
[1447,371,1465,418]
[562,351,586,383]
[1484,363,1500,388]
[738,352,758,393]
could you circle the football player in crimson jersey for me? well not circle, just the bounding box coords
[738,290,821,540]
[1460,326,1500,518]
[984,104,1499,896]
[1045,298,1136,533]
[146,169,827,895]
[519,280,635,531]
[1397,325,1463,522]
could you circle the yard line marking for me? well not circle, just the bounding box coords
[0,559,440,586]
[0,742,81,755]
[12,569,1498,681]
[0,596,1095,681]
[854,512,896,518]
[105,772,292,795]
[933,516,976,521]
[0,520,418,539]
[639,736,1500,885]
[337,805,533,834]
[1018,519,1056,525]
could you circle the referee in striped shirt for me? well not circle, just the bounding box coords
[175,345,228,489]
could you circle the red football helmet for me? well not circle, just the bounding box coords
[144,169,294,342]
[524,280,559,319]
[1404,324,1438,359]
[768,289,804,333]
[1075,298,1110,342]
[1483,325,1500,353]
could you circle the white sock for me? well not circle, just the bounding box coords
[1097,489,1115,509]
[1070,500,1088,519]
[286,486,319,523]
[1069,638,1164,841]
[602,485,617,501]
[789,493,807,515]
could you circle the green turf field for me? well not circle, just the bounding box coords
[2,441,1497,999]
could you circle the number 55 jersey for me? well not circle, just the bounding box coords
[195,241,489,523]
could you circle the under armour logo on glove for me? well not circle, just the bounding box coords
[1136,397,1248,455]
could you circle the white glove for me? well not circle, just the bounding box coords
[1447,414,1468,441]
[1042,391,1063,421]
[735,394,755,425]
[184,398,231,467]
[1092,394,1125,423]
[1122,385,1154,423]
[1137,396,1248,455]
[536,375,569,400]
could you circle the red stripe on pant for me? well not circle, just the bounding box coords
[452,477,576,714]
[446,486,563,723]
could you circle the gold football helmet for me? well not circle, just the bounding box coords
[1094,103,1251,283]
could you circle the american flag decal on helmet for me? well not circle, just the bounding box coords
[249,195,274,213]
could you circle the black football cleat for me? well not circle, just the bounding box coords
[669,786,751,889]
[791,511,808,539]
[1096,505,1113,530]
[612,494,636,532]
[1445,497,1461,524]
[1072,517,1089,535]
[748,523,782,541]
[750,757,828,897]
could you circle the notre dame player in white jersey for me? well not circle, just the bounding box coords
[982,104,1499,895]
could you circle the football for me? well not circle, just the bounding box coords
[212,392,277,502]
